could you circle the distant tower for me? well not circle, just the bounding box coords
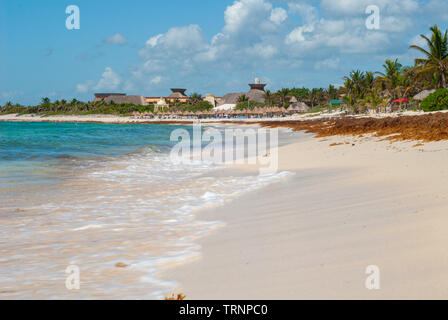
[249,77,266,92]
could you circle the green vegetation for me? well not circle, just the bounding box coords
[0,97,214,116]
[178,101,214,113]
[0,102,27,114]
[410,25,448,89]
[235,100,263,110]
[0,98,155,116]
[421,89,448,112]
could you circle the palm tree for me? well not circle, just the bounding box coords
[328,84,337,100]
[410,24,448,89]
[189,93,203,105]
[41,97,50,105]
[279,88,289,107]
[308,88,321,108]
[238,95,249,103]
[343,70,367,99]
[364,71,375,89]
[376,59,403,100]
[395,70,413,110]
[264,90,272,106]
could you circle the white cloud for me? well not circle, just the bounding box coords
[288,2,319,25]
[409,33,430,48]
[315,58,340,70]
[146,34,163,47]
[141,25,205,57]
[150,76,163,84]
[247,43,278,59]
[93,67,121,91]
[76,83,89,93]
[223,0,273,34]
[105,33,127,45]
[270,7,287,25]
[286,25,314,44]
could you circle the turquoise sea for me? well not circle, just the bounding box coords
[0,121,291,299]
[0,121,178,185]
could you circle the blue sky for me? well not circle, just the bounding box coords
[1,0,447,105]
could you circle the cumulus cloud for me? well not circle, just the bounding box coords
[105,33,127,45]
[77,68,121,94]
[223,0,274,34]
[270,7,288,25]
[140,24,206,59]
[94,67,121,91]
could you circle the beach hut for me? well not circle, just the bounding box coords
[287,102,310,114]
[329,100,343,113]
[280,107,287,117]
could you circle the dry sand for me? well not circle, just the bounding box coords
[0,110,430,125]
[162,133,448,299]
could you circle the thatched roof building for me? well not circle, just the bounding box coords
[217,78,267,106]
[287,98,310,113]
[413,89,436,101]
[94,93,148,105]
[169,88,188,98]
[219,92,245,105]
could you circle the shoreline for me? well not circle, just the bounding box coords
[3,111,448,143]
[161,132,448,299]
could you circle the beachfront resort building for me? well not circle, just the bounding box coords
[146,88,190,104]
[154,98,169,112]
[146,89,222,109]
[214,78,267,111]
[94,93,148,105]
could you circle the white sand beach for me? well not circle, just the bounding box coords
[162,132,448,299]
[0,111,433,125]
[3,113,448,299]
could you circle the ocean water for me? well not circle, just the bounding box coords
[0,121,292,299]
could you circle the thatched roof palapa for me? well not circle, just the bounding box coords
[413,89,436,101]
